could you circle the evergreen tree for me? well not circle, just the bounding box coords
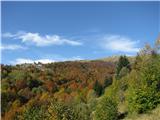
[94,96,118,120]
[127,55,160,113]
[93,80,103,96]
[48,99,77,120]
[115,55,130,79]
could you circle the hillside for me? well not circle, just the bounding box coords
[1,41,160,120]
[1,60,116,119]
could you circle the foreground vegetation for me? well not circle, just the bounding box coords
[1,39,160,120]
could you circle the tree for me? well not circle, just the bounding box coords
[27,79,43,89]
[32,86,45,94]
[44,80,58,93]
[8,70,28,81]
[93,80,103,96]
[115,56,130,79]
[118,67,130,79]
[155,35,160,54]
[127,87,160,114]
[127,55,160,113]
[73,102,91,120]
[94,96,118,120]
[87,89,97,111]
[20,105,48,120]
[103,75,113,89]
[139,44,153,56]
[48,99,77,120]
[1,91,17,116]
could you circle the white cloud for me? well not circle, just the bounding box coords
[2,32,16,38]
[11,56,83,65]
[2,31,83,46]
[14,58,35,64]
[0,44,26,50]
[101,35,140,53]
[12,58,55,64]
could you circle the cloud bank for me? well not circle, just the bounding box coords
[2,31,82,47]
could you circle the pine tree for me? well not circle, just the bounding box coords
[115,55,130,79]
[93,80,103,96]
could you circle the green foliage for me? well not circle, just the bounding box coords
[1,65,12,79]
[73,102,91,120]
[116,56,130,79]
[118,67,130,79]
[48,99,77,120]
[8,70,28,81]
[127,55,160,114]
[87,89,97,111]
[155,36,160,53]
[27,79,43,89]
[1,82,10,91]
[32,86,45,94]
[20,105,48,120]
[141,56,160,90]
[103,76,113,89]
[94,96,118,120]
[1,91,17,115]
[127,87,160,114]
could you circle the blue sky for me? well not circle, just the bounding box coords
[1,1,159,64]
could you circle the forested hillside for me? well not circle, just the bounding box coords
[1,39,160,120]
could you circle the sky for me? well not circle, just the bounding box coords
[1,1,160,64]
